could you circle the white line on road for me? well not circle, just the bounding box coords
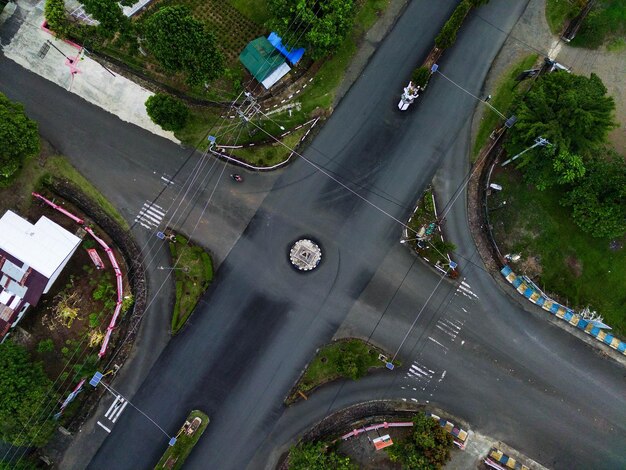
[428,336,449,350]
[110,400,128,423]
[104,396,122,419]
[97,421,111,433]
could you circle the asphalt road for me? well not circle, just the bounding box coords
[1,0,625,469]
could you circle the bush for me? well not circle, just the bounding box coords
[435,0,472,50]
[0,93,40,187]
[45,0,70,37]
[411,66,431,88]
[36,339,55,354]
[145,93,189,132]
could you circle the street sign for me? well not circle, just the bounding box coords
[169,437,177,447]
[385,362,395,370]
[431,64,439,73]
[449,261,458,269]
[89,371,103,387]
[156,231,166,240]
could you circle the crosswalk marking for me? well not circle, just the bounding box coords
[104,395,128,424]
[135,201,165,230]
[97,421,111,433]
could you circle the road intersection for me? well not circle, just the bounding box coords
[1,0,625,469]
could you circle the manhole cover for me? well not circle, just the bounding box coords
[289,239,322,271]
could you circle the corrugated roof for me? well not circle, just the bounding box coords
[239,37,286,82]
[0,211,81,278]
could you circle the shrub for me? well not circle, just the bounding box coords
[435,0,473,50]
[145,93,189,132]
[36,339,55,354]
[411,66,431,88]
[45,0,70,38]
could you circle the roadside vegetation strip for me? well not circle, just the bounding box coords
[472,54,538,159]
[406,187,456,273]
[154,410,209,470]
[545,0,586,34]
[286,339,392,405]
[569,0,626,48]
[169,234,214,334]
[488,167,626,336]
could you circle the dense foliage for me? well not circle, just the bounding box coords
[267,0,356,59]
[0,342,58,447]
[79,0,128,37]
[0,93,40,187]
[44,0,69,37]
[145,93,189,132]
[386,413,454,469]
[143,6,224,86]
[288,441,354,470]
[508,72,615,156]
[561,149,626,238]
[508,71,625,238]
[435,0,472,49]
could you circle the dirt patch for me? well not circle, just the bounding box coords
[565,255,583,277]
[16,193,131,393]
[518,255,543,278]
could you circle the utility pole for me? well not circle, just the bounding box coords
[232,92,285,136]
[501,136,551,166]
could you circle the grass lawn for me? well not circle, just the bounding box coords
[489,167,626,336]
[287,339,390,404]
[229,127,307,167]
[0,152,128,230]
[169,235,214,334]
[545,0,584,34]
[472,54,538,159]
[570,0,626,48]
[154,410,209,470]
[229,0,271,24]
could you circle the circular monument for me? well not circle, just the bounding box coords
[289,239,322,271]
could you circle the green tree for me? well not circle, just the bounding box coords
[0,93,39,187]
[36,339,55,354]
[44,0,70,38]
[267,0,356,59]
[143,6,224,86]
[0,341,58,447]
[79,0,128,37]
[520,147,586,190]
[561,149,626,238]
[288,441,355,470]
[387,413,454,469]
[507,72,616,159]
[145,93,189,132]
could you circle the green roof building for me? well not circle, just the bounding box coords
[239,37,291,89]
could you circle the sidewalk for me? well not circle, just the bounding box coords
[0,0,178,143]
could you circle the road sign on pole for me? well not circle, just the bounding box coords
[89,371,103,387]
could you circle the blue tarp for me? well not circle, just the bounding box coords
[267,32,305,64]
[501,265,512,276]
[577,318,589,330]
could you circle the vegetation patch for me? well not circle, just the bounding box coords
[489,166,626,336]
[286,339,391,404]
[229,127,307,167]
[286,441,355,469]
[545,0,586,34]
[154,410,209,470]
[168,234,214,334]
[570,0,626,49]
[386,413,454,468]
[406,187,456,271]
[472,54,538,158]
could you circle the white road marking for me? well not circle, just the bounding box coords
[135,201,165,230]
[97,421,111,433]
[160,176,174,185]
[110,400,128,423]
[104,395,122,419]
[428,336,449,351]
